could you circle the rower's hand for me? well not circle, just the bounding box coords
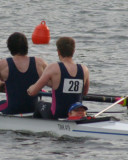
[27,85,35,96]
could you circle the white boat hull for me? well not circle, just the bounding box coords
[0,114,128,140]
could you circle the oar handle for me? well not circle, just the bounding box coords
[94,95,128,117]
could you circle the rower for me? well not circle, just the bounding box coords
[0,32,47,114]
[28,37,89,119]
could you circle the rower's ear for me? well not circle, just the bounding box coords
[57,50,62,60]
[57,50,61,56]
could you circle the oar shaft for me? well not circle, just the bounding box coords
[38,91,52,97]
[88,111,124,113]
[86,93,120,98]
[94,96,128,117]
[83,95,116,103]
[38,91,121,103]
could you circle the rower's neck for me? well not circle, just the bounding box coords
[13,54,28,60]
[60,56,74,64]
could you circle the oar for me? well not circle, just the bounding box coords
[94,95,128,117]
[38,91,127,106]
[88,111,125,113]
[83,95,117,103]
[85,93,119,98]
[38,91,52,98]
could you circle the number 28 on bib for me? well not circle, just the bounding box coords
[63,79,83,93]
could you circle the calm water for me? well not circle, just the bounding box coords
[0,0,128,159]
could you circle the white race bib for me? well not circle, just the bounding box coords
[63,79,83,93]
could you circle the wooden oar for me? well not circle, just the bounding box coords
[38,91,127,105]
[94,95,128,117]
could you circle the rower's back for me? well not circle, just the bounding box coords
[0,32,47,114]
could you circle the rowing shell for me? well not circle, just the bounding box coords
[0,114,128,140]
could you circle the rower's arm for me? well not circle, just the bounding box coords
[46,80,52,87]
[27,64,53,96]
[83,65,89,95]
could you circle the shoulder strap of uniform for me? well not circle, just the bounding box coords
[58,62,68,75]
[76,64,84,80]
[28,57,36,70]
[6,57,16,72]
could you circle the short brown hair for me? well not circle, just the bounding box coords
[7,32,28,56]
[56,37,75,57]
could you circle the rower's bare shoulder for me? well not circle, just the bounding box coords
[0,59,7,69]
[81,64,89,73]
[47,63,60,71]
[35,57,48,68]
[42,63,60,77]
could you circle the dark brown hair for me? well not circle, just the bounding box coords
[7,32,28,56]
[56,37,75,57]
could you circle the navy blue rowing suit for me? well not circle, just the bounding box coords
[34,62,84,119]
[0,57,39,114]
[51,62,84,118]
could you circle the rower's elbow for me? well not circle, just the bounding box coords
[27,89,36,97]
[30,92,36,97]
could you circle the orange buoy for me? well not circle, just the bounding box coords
[32,21,50,44]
